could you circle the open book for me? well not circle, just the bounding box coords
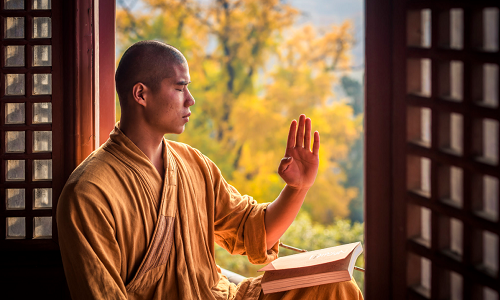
[258,242,363,294]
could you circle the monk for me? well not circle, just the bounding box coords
[57,40,363,300]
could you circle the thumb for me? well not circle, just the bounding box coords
[278,157,293,174]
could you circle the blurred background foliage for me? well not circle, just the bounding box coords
[116,0,364,289]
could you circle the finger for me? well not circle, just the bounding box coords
[278,157,293,174]
[304,118,311,151]
[312,131,320,156]
[296,114,305,148]
[286,120,297,152]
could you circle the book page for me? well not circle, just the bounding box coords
[259,242,361,271]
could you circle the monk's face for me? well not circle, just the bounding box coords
[145,63,195,134]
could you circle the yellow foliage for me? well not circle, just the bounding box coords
[116,0,361,223]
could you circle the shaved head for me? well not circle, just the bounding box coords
[115,40,187,106]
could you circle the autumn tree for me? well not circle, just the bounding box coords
[116,0,361,223]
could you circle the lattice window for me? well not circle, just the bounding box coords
[0,0,60,247]
[404,3,499,299]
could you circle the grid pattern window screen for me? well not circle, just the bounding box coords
[1,0,53,241]
[404,2,499,299]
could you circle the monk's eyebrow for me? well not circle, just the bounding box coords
[176,81,191,85]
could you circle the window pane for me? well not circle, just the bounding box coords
[5,103,25,124]
[4,0,24,10]
[5,17,24,39]
[5,45,25,67]
[5,131,25,153]
[6,188,25,210]
[34,188,52,209]
[32,0,50,10]
[6,217,25,238]
[33,131,52,152]
[33,45,52,67]
[33,159,52,181]
[6,160,25,181]
[33,102,52,124]
[5,74,25,95]
[33,74,52,95]
[34,217,52,238]
[32,17,51,39]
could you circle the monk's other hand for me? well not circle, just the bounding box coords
[277,114,320,190]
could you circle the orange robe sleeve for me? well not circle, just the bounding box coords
[57,173,127,300]
[202,155,279,265]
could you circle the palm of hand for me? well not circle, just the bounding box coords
[278,115,320,189]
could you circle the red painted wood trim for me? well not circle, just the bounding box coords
[364,0,394,298]
[98,0,116,145]
[75,0,94,165]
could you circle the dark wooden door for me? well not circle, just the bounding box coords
[0,0,115,298]
[0,0,69,297]
[366,0,499,299]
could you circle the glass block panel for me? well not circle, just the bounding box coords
[5,103,25,124]
[407,10,431,48]
[409,255,432,298]
[407,156,432,197]
[451,113,464,154]
[408,254,431,298]
[5,17,24,39]
[33,17,51,39]
[5,45,25,67]
[450,9,464,50]
[484,287,499,300]
[439,60,463,101]
[6,188,25,210]
[440,165,464,209]
[33,45,52,67]
[33,102,52,124]
[484,8,499,52]
[408,59,432,97]
[421,158,431,195]
[5,131,25,153]
[420,257,431,296]
[421,108,431,145]
[450,218,463,258]
[407,107,432,148]
[439,112,464,155]
[450,272,463,300]
[32,0,51,9]
[483,231,499,275]
[34,188,52,209]
[484,175,499,219]
[421,207,431,244]
[484,64,499,108]
[33,216,52,238]
[483,119,499,164]
[450,167,463,206]
[6,217,25,238]
[33,159,52,181]
[33,131,52,152]
[5,74,25,95]
[450,61,463,101]
[33,74,52,95]
[6,160,25,181]
[4,0,24,9]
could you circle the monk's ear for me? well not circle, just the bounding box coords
[132,82,148,107]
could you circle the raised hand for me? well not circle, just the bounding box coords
[278,114,320,189]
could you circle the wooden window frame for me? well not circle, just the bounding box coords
[366,1,500,299]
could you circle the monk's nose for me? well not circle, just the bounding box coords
[185,89,195,107]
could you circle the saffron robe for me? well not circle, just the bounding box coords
[57,126,363,300]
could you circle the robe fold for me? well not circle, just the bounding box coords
[57,125,363,300]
